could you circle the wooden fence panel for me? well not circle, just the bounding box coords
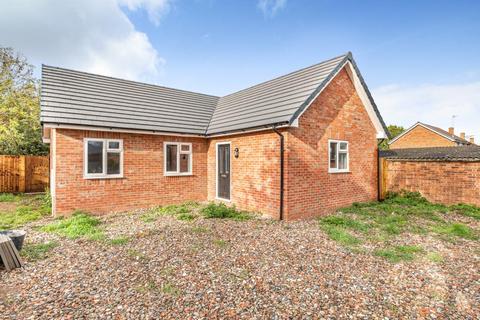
[0,155,49,193]
[25,156,50,192]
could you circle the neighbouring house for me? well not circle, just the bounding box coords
[389,122,474,149]
[380,146,480,206]
[41,52,389,220]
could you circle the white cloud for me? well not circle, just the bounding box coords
[373,82,480,142]
[118,0,170,26]
[257,0,287,17]
[0,0,169,82]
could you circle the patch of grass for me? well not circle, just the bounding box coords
[319,215,370,232]
[189,226,209,234]
[0,193,18,202]
[141,202,200,222]
[320,225,361,246]
[40,212,103,240]
[0,203,51,229]
[432,223,478,240]
[450,204,480,220]
[200,203,252,221]
[108,236,129,246]
[374,245,423,263]
[21,241,58,261]
[213,239,227,247]
[161,283,181,296]
[177,212,196,221]
[426,252,444,263]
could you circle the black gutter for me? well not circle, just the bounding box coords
[272,126,284,220]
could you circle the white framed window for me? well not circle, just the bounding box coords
[328,140,349,173]
[164,142,192,176]
[84,138,123,179]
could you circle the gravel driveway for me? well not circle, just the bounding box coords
[1,209,479,319]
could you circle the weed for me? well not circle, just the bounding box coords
[0,193,18,202]
[161,283,181,296]
[0,203,51,229]
[450,204,480,220]
[177,212,196,221]
[426,252,444,263]
[201,203,252,220]
[21,241,58,261]
[374,245,423,263]
[108,236,129,246]
[432,223,478,240]
[320,224,361,246]
[213,239,227,247]
[189,226,209,234]
[319,215,370,232]
[40,211,103,240]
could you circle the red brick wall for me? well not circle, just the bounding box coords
[207,131,281,218]
[284,68,379,219]
[390,125,456,149]
[385,160,480,206]
[53,129,208,215]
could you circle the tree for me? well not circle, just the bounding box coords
[380,125,405,150]
[0,47,48,155]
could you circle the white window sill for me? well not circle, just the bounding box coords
[215,197,231,202]
[328,170,351,174]
[164,172,193,177]
[84,175,124,180]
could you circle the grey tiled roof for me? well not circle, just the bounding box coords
[41,66,219,135]
[41,52,388,136]
[380,146,480,161]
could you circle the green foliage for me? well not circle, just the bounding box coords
[319,215,370,232]
[426,252,444,263]
[0,47,48,155]
[43,188,52,209]
[320,224,361,246]
[21,241,58,261]
[200,202,252,220]
[0,196,51,229]
[213,239,228,247]
[41,211,103,240]
[0,193,18,202]
[374,245,423,263]
[449,203,480,220]
[141,202,199,222]
[379,124,405,150]
[161,283,181,296]
[432,223,477,240]
[108,236,129,246]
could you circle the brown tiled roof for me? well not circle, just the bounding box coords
[380,146,480,162]
[420,123,471,145]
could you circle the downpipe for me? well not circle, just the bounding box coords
[272,126,284,221]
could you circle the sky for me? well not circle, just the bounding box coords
[1,0,479,140]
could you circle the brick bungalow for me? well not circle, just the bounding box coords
[389,122,474,149]
[41,52,389,220]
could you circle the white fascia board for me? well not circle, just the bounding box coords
[344,61,388,139]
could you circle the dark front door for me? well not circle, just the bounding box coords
[217,144,230,200]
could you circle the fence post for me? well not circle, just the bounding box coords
[18,156,26,193]
[379,158,388,200]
